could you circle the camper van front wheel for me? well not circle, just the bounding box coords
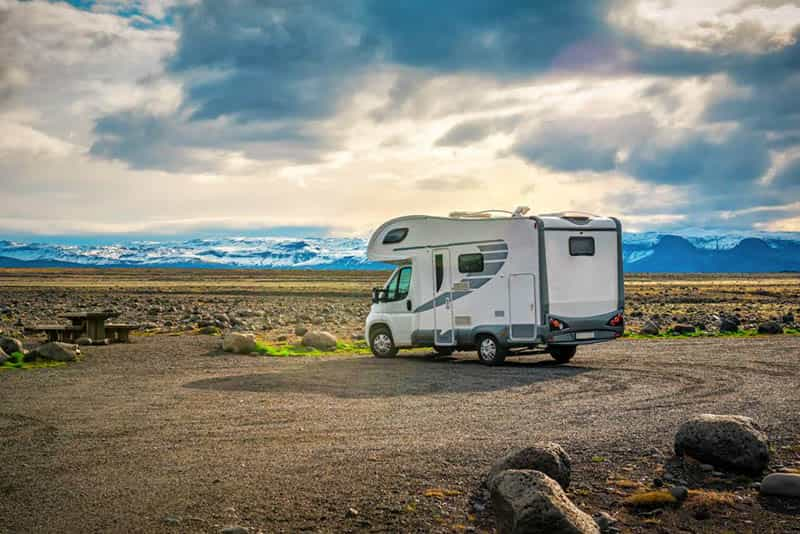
[548,345,577,364]
[477,335,506,366]
[370,326,398,358]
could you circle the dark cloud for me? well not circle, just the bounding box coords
[436,115,520,146]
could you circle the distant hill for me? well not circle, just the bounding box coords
[0,230,798,272]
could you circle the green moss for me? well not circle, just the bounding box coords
[254,339,372,357]
[624,328,799,340]
[0,351,66,371]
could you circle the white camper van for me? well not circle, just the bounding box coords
[364,209,624,365]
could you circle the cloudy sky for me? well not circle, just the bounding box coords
[1,0,799,238]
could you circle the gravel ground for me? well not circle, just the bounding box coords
[1,334,799,533]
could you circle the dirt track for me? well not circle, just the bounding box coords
[2,335,799,533]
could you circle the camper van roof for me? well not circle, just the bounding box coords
[366,211,619,262]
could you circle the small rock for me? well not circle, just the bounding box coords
[782,313,794,324]
[162,516,181,526]
[670,324,696,335]
[0,336,23,355]
[294,325,308,336]
[712,471,725,477]
[488,442,571,489]
[222,332,257,354]
[639,320,660,336]
[220,527,248,534]
[674,414,770,475]
[30,342,77,362]
[198,326,221,335]
[301,331,337,351]
[593,511,617,533]
[346,507,359,518]
[76,337,92,346]
[652,478,663,488]
[669,485,689,502]
[0,348,8,365]
[718,316,740,333]
[760,473,800,498]
[490,470,599,534]
[700,463,714,472]
[757,321,783,334]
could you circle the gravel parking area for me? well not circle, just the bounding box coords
[1,334,799,533]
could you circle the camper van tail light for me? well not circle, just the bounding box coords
[549,318,568,330]
[607,313,624,327]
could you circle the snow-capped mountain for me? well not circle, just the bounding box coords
[0,229,798,272]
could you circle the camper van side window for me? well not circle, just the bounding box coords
[458,253,484,273]
[435,254,444,292]
[569,236,595,256]
[382,228,408,244]
[384,266,412,301]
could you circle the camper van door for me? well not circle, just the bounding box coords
[432,249,455,345]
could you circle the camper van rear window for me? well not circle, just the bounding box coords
[569,236,595,256]
[458,253,484,273]
[382,228,408,244]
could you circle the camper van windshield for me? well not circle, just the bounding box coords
[384,266,412,301]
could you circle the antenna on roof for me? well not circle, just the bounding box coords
[449,209,512,219]
[512,206,530,217]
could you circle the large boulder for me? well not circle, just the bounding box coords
[301,331,337,351]
[670,324,696,335]
[757,321,783,334]
[31,342,77,362]
[488,442,571,489]
[0,336,23,355]
[718,315,740,333]
[222,332,257,354]
[490,470,599,534]
[760,473,800,498]
[674,414,769,474]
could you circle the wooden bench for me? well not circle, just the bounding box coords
[105,324,139,343]
[33,324,84,343]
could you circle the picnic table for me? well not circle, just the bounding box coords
[62,311,120,341]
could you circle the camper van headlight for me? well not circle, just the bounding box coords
[549,318,568,330]
[607,313,624,327]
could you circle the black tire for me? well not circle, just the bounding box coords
[477,335,506,366]
[370,326,398,358]
[549,345,577,364]
[433,345,455,356]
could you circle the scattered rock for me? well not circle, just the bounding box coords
[639,320,660,336]
[593,511,617,533]
[782,313,794,324]
[757,321,783,334]
[670,324,696,335]
[718,315,740,333]
[674,414,770,474]
[346,507,359,518]
[488,442,571,489]
[76,337,92,346]
[760,473,800,498]
[162,515,181,526]
[222,332,257,354]
[0,348,8,365]
[220,527,248,534]
[700,463,714,472]
[490,470,599,534]
[294,325,308,336]
[198,326,221,335]
[30,342,77,362]
[0,336,23,355]
[669,485,689,502]
[301,331,337,351]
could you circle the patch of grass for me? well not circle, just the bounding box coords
[623,490,678,509]
[254,339,372,357]
[610,478,645,490]
[685,489,736,512]
[0,351,66,371]
[423,488,461,499]
[591,455,607,463]
[624,328,800,340]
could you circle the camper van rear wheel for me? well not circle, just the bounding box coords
[370,326,398,358]
[477,335,506,366]
[548,345,577,364]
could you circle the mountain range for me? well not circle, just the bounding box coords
[0,230,798,272]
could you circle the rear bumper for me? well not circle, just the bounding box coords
[545,310,624,345]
